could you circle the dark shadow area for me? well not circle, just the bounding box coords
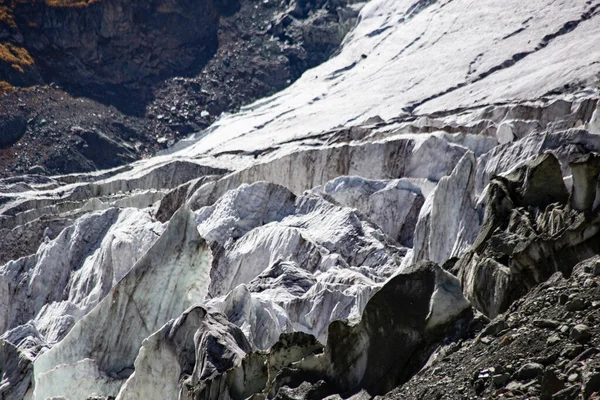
[2,0,243,116]
[41,43,219,117]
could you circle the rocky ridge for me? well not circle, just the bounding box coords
[1,0,600,399]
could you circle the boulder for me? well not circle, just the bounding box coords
[516,362,544,380]
[0,114,27,148]
[570,324,592,344]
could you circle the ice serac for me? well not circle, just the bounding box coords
[323,261,471,396]
[116,306,252,400]
[587,99,600,134]
[32,205,212,400]
[313,176,424,246]
[185,134,470,212]
[0,207,161,351]
[196,182,297,245]
[569,153,600,213]
[150,262,471,400]
[199,181,406,348]
[409,151,480,266]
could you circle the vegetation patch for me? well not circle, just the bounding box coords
[0,4,15,27]
[0,42,34,73]
[44,0,100,8]
[0,80,16,93]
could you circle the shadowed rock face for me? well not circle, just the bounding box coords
[0,340,32,400]
[0,114,27,148]
[7,0,234,87]
[13,0,226,87]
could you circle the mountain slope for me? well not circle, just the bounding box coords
[0,0,361,176]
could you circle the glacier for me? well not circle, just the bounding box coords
[1,0,600,398]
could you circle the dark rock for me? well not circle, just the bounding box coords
[481,318,508,337]
[570,324,591,344]
[456,153,600,318]
[547,335,562,346]
[582,367,600,399]
[324,261,472,396]
[0,113,27,148]
[14,0,228,87]
[537,352,559,366]
[541,369,565,400]
[506,151,569,209]
[516,362,544,380]
[561,344,584,359]
[74,127,137,169]
[469,313,491,334]
[571,347,598,364]
[0,340,33,400]
[492,373,511,387]
[534,319,561,329]
[473,378,487,395]
[565,297,586,312]
[552,385,579,400]
[592,262,600,277]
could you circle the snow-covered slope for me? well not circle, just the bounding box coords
[1,0,600,399]
[170,0,600,156]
